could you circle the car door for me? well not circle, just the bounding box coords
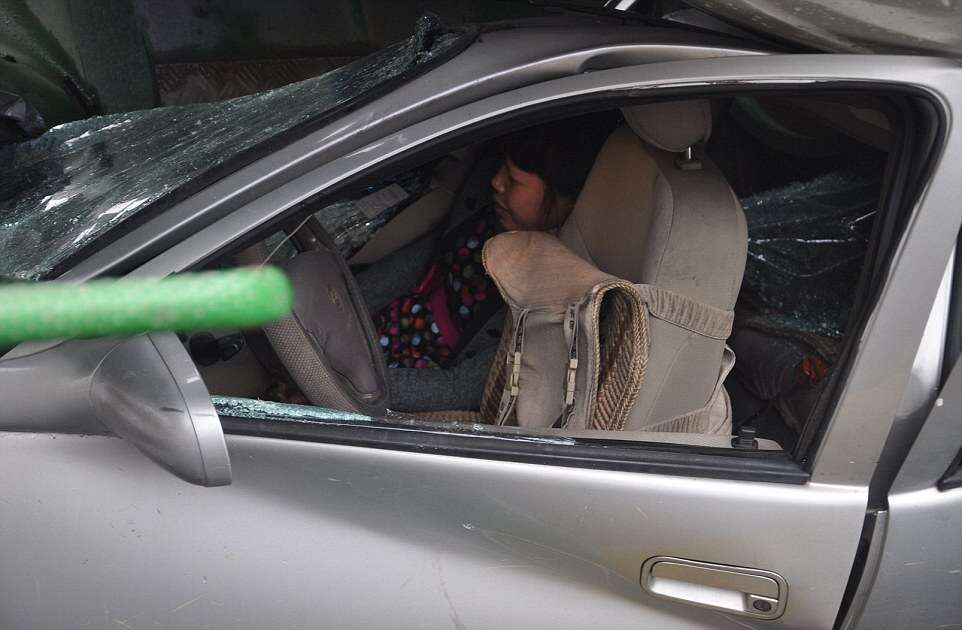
[846,252,962,630]
[1,53,959,630]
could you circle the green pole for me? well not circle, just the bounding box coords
[0,267,293,345]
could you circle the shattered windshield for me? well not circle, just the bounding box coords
[0,16,467,281]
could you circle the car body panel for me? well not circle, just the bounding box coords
[0,432,864,629]
[2,20,961,630]
[855,489,962,629]
[853,313,962,628]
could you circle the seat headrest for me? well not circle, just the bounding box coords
[559,122,746,310]
[622,100,712,153]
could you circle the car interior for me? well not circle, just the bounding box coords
[195,93,894,453]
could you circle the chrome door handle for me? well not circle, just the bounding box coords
[640,556,788,620]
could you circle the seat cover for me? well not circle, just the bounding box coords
[559,99,747,432]
[480,231,647,430]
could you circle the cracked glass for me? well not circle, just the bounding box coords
[212,395,373,424]
[739,162,881,342]
[0,17,465,280]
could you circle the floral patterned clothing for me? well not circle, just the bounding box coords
[374,210,502,368]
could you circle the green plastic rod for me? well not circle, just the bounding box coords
[0,267,293,345]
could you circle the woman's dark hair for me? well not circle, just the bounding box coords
[499,112,619,228]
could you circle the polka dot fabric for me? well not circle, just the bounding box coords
[375,211,501,369]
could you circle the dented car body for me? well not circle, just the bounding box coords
[0,11,961,630]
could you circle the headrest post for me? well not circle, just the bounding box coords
[674,145,703,171]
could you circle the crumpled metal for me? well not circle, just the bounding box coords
[0,90,46,141]
[0,18,463,281]
[739,164,881,339]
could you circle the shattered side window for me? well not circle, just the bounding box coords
[737,161,882,348]
[212,396,374,424]
[0,16,466,281]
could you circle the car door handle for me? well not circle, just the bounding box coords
[640,556,788,620]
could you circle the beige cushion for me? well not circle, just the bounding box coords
[561,124,746,310]
[483,230,618,306]
[559,126,659,283]
[482,231,647,430]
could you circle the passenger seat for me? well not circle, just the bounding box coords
[558,100,747,432]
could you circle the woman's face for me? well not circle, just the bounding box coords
[490,157,547,231]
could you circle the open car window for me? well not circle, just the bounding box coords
[0,17,468,281]
[192,92,907,467]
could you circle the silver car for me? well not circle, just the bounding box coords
[0,6,959,630]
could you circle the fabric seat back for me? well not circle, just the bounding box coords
[557,100,747,432]
[480,231,647,430]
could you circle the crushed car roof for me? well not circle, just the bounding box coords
[680,0,962,56]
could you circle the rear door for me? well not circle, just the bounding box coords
[1,54,959,630]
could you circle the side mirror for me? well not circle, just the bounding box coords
[93,332,231,486]
[0,268,292,487]
[0,333,230,486]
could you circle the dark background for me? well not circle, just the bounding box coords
[0,0,610,126]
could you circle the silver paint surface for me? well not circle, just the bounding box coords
[0,18,959,629]
[857,330,962,628]
[857,489,962,629]
[0,432,865,629]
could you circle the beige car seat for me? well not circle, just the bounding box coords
[556,100,747,432]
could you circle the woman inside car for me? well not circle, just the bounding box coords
[359,113,617,410]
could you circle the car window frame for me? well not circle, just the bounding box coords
[198,86,913,484]
[936,233,962,491]
[125,55,956,486]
